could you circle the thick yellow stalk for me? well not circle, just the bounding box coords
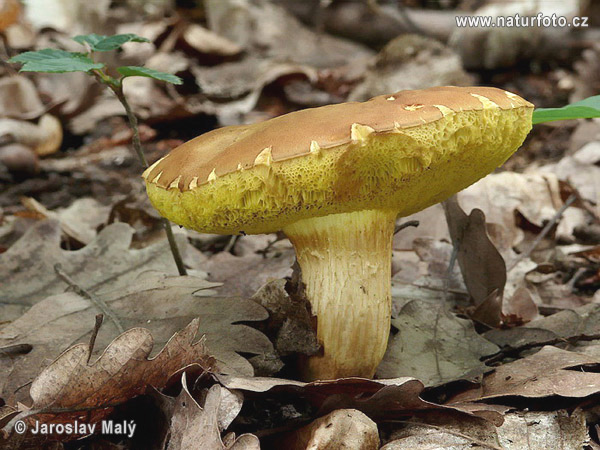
[283,209,397,380]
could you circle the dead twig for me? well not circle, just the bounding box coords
[223,235,240,254]
[0,344,32,357]
[394,220,419,235]
[507,194,576,271]
[87,314,104,364]
[54,264,124,334]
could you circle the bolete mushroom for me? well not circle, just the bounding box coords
[143,86,533,380]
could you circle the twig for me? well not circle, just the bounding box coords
[93,70,187,276]
[383,420,503,450]
[87,314,104,364]
[394,220,419,235]
[223,235,240,254]
[0,344,32,357]
[112,83,187,276]
[483,332,600,365]
[444,242,458,302]
[507,194,576,271]
[54,264,124,334]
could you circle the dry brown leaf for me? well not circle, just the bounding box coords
[382,413,500,450]
[0,220,198,321]
[218,375,504,425]
[190,58,317,125]
[449,346,600,403]
[449,0,580,69]
[204,0,372,68]
[1,320,213,446]
[377,300,499,386]
[444,198,507,327]
[20,197,110,245]
[0,273,274,402]
[205,249,295,298]
[539,142,600,219]
[349,34,472,102]
[167,374,259,450]
[496,409,589,449]
[250,279,319,357]
[382,409,588,450]
[0,114,62,156]
[0,75,45,120]
[182,23,242,56]
[485,303,600,350]
[279,409,379,450]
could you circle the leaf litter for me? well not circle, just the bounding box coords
[2,0,600,448]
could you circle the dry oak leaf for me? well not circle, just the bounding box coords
[377,300,499,387]
[1,320,213,445]
[279,409,379,450]
[382,409,588,450]
[218,376,504,426]
[449,345,600,403]
[167,374,259,450]
[0,219,197,321]
[0,273,273,402]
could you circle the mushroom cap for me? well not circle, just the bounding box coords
[144,86,533,234]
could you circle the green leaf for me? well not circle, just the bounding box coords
[533,96,600,124]
[9,49,105,73]
[117,66,183,85]
[73,33,150,52]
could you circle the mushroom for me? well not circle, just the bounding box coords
[143,86,533,380]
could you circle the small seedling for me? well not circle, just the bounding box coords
[9,33,187,275]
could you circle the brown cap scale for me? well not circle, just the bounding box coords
[144,86,533,380]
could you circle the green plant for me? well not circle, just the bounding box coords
[533,95,600,124]
[9,33,187,275]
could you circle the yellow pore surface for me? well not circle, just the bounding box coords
[146,106,532,235]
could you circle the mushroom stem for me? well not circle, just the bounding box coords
[283,209,397,380]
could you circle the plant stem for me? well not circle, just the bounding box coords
[97,72,187,276]
[112,83,148,167]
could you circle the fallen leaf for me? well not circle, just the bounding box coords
[539,142,600,219]
[21,196,110,245]
[382,409,588,450]
[0,75,45,120]
[278,409,379,450]
[496,409,588,449]
[1,320,213,446]
[449,346,600,402]
[205,249,295,298]
[381,413,500,450]
[485,303,600,350]
[444,198,507,326]
[217,375,504,425]
[250,279,319,357]
[0,114,62,156]
[182,23,242,56]
[0,220,198,321]
[167,374,258,450]
[204,0,372,68]
[190,58,317,125]
[0,272,274,402]
[449,0,579,69]
[349,34,472,102]
[377,300,499,386]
